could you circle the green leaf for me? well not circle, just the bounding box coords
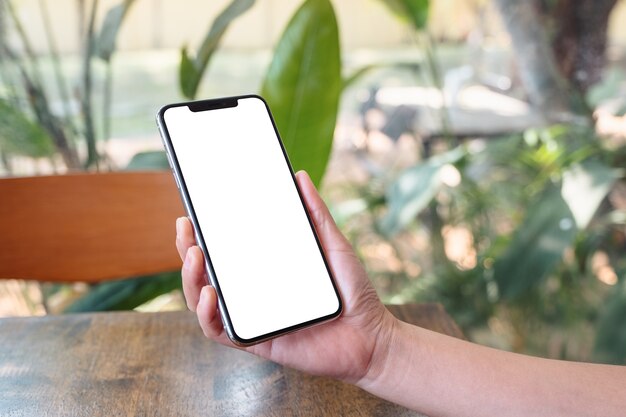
[493,184,578,300]
[0,100,55,158]
[343,64,382,90]
[126,150,170,171]
[586,68,624,108]
[95,0,137,62]
[179,47,198,100]
[261,0,342,186]
[179,0,256,99]
[342,62,421,90]
[561,160,617,230]
[594,281,626,364]
[380,146,465,235]
[63,272,181,312]
[377,0,430,30]
[330,198,369,227]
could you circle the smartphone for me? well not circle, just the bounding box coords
[156,95,342,346]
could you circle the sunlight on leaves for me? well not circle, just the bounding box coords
[561,159,617,230]
[381,146,465,235]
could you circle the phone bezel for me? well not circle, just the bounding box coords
[156,94,343,346]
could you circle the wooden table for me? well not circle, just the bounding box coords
[0,304,463,417]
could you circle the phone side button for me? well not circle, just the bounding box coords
[165,151,174,169]
[173,173,181,190]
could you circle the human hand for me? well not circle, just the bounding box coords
[175,171,396,384]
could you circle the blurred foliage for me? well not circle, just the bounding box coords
[0,99,55,158]
[595,279,626,363]
[378,0,429,30]
[125,150,170,171]
[64,272,181,312]
[492,182,578,300]
[586,68,625,109]
[320,0,626,364]
[381,146,465,235]
[179,0,256,99]
[374,124,625,363]
[0,0,138,170]
[96,0,137,62]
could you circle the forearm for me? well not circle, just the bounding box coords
[358,319,626,417]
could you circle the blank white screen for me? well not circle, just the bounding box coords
[163,97,340,341]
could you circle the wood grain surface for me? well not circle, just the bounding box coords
[0,304,463,417]
[0,172,184,282]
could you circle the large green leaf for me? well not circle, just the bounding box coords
[261,0,342,186]
[95,0,137,62]
[381,146,465,235]
[63,272,181,312]
[0,100,55,158]
[493,184,578,300]
[377,0,430,30]
[561,159,617,230]
[179,0,256,99]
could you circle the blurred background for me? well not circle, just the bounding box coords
[1,0,625,364]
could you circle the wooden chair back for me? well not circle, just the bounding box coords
[0,172,185,283]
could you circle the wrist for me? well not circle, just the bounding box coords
[356,311,400,391]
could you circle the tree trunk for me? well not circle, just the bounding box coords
[493,0,578,123]
[494,0,619,124]
[544,0,617,92]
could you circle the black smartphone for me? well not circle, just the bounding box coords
[156,95,342,346]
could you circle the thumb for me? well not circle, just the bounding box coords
[295,171,353,254]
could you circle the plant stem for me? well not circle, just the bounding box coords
[100,59,113,169]
[102,60,112,143]
[81,0,99,169]
[38,0,79,143]
[419,32,453,147]
[428,200,451,267]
